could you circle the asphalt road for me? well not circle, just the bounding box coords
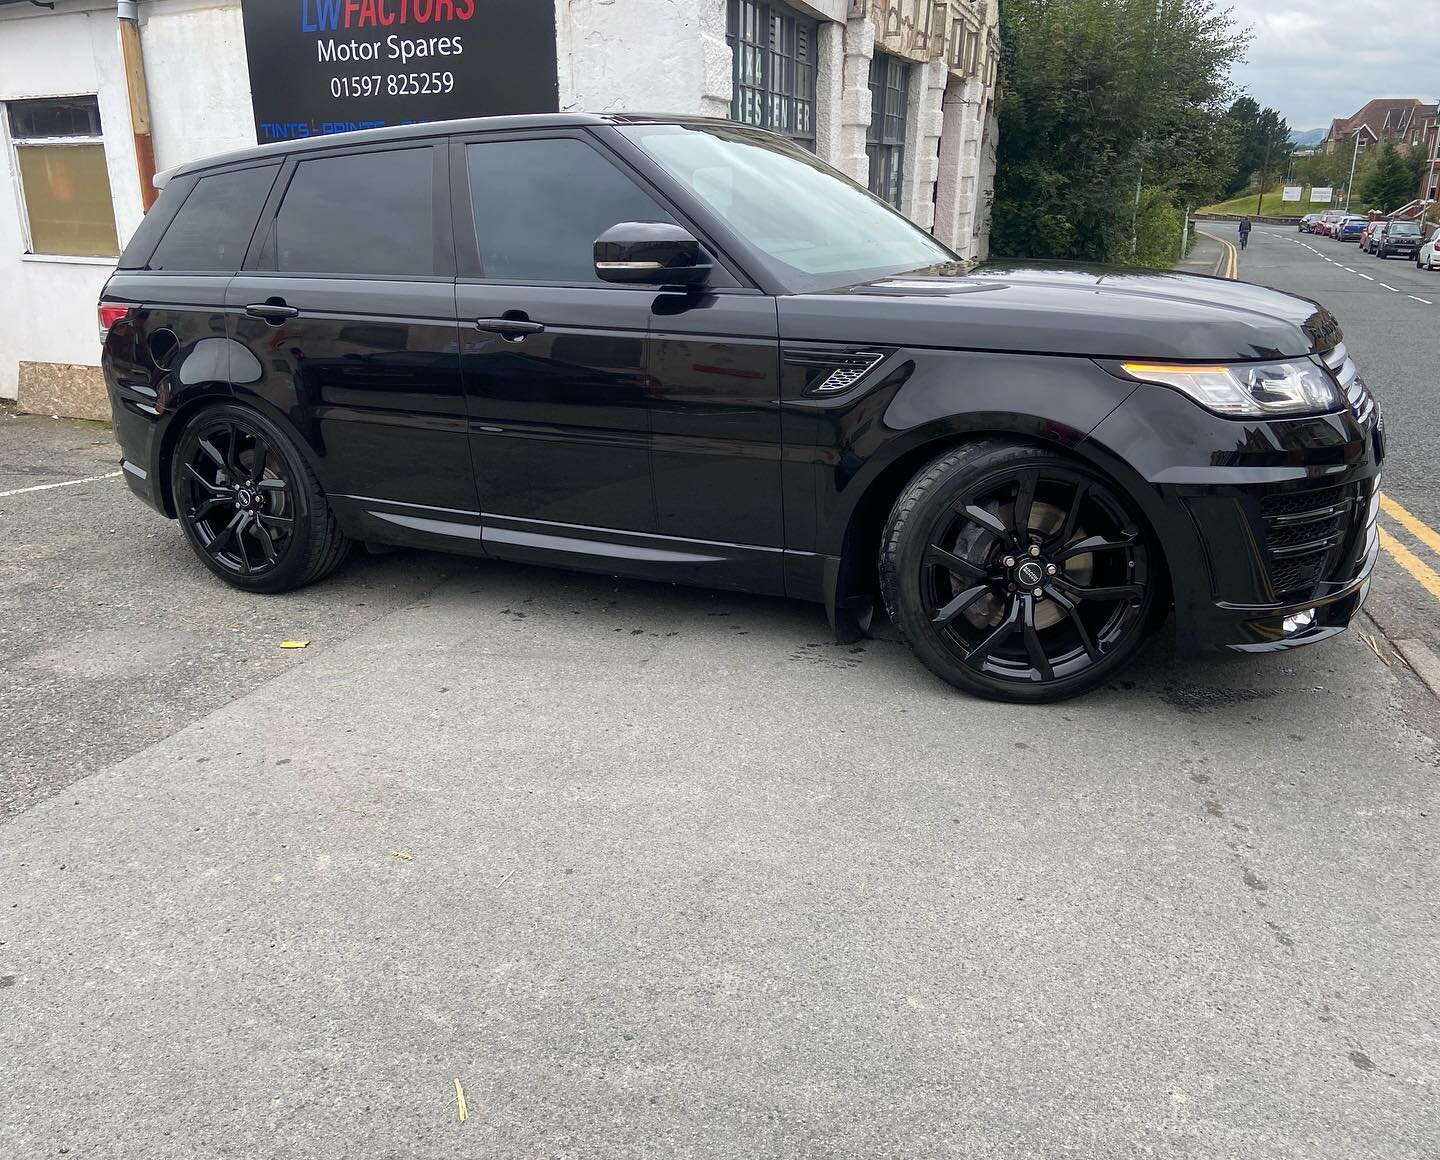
[3,271,1440,1159]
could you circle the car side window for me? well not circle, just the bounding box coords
[465,137,674,283]
[274,147,433,277]
[148,164,278,272]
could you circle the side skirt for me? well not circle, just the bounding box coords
[332,495,833,602]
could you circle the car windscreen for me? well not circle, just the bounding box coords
[1388,222,1421,235]
[617,123,955,292]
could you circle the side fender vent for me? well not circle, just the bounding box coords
[784,347,890,395]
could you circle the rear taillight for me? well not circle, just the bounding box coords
[98,302,132,345]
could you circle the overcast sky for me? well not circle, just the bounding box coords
[1225,0,1439,130]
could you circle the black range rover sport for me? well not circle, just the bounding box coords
[100,114,1384,702]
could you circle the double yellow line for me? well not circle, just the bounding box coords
[1378,493,1440,601]
[1195,227,1240,280]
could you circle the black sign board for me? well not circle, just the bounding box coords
[240,0,559,145]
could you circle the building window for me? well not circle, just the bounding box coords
[7,96,118,258]
[867,52,910,208]
[727,0,817,150]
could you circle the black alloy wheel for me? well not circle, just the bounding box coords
[880,442,1162,702]
[171,404,350,592]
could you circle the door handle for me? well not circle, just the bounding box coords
[246,302,299,322]
[475,316,544,337]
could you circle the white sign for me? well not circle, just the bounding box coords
[1311,186,1333,204]
[1282,186,1303,202]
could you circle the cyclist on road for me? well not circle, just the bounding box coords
[1238,216,1252,251]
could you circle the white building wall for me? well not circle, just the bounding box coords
[141,0,255,171]
[0,1,140,402]
[0,0,254,405]
[555,0,730,117]
[834,14,875,186]
[898,57,946,231]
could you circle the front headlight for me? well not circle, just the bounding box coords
[1120,359,1343,418]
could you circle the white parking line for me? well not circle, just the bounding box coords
[1344,268,1356,273]
[0,471,122,498]
[1380,283,1400,292]
[1411,295,1433,304]
[1357,272,1375,280]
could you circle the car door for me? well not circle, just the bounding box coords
[452,131,669,539]
[226,140,479,545]
[452,129,785,592]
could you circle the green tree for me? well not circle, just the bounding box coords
[1358,142,1426,212]
[1220,97,1292,198]
[991,0,1249,267]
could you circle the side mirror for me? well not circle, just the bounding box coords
[594,221,711,287]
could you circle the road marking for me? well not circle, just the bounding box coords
[0,470,122,498]
[1409,295,1432,304]
[1379,527,1440,602]
[1356,273,1374,281]
[1194,228,1238,279]
[1343,267,1356,272]
[1379,283,1400,292]
[1380,493,1440,557]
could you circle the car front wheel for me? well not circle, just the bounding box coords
[879,442,1162,703]
[171,404,351,593]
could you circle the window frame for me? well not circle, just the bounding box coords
[446,128,743,290]
[5,93,119,259]
[243,138,453,281]
[867,52,911,210]
[726,0,819,152]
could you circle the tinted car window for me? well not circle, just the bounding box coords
[148,165,278,272]
[275,148,433,276]
[466,138,674,282]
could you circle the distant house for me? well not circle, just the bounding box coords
[1321,98,1435,155]
[1418,105,1440,204]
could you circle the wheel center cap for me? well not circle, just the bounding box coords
[236,488,255,508]
[1015,560,1046,588]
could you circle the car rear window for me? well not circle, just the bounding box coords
[273,147,434,277]
[147,164,279,272]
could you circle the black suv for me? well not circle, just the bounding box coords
[100,114,1383,702]
[1375,219,1422,260]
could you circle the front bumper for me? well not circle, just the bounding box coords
[1085,374,1384,660]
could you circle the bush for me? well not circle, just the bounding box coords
[1131,188,1183,268]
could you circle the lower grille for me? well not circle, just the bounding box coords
[1259,484,1363,601]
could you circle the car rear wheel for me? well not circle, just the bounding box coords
[879,442,1162,703]
[171,404,350,593]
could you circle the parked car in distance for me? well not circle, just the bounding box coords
[1315,211,1347,237]
[1299,213,1321,232]
[1376,219,1423,259]
[98,114,1384,703]
[1336,217,1368,241]
[1359,220,1386,252]
[1417,226,1440,270]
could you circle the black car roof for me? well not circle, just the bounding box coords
[158,112,738,183]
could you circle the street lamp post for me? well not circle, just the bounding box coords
[1344,130,1364,212]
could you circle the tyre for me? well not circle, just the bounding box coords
[879,442,1162,703]
[170,403,351,593]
